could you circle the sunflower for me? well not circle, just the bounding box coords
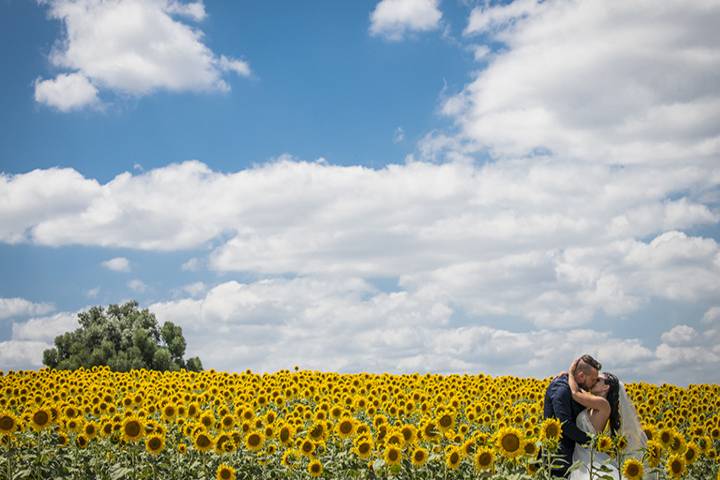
[411,447,428,466]
[161,403,177,421]
[75,434,89,449]
[669,432,686,455]
[615,434,628,452]
[384,445,402,466]
[220,414,235,431]
[83,421,99,439]
[0,412,18,435]
[122,416,144,442]
[57,432,69,447]
[461,438,475,457]
[474,446,495,472]
[421,420,441,440]
[187,402,200,418]
[278,423,294,446]
[436,412,455,432]
[666,454,686,480]
[193,432,214,453]
[63,405,79,418]
[354,438,373,459]
[65,417,81,433]
[200,412,215,429]
[522,439,538,457]
[245,430,265,452]
[445,446,462,470]
[658,428,674,448]
[496,427,524,459]
[540,418,562,444]
[683,441,699,465]
[645,440,662,468]
[308,422,327,442]
[307,459,323,478]
[177,443,187,454]
[30,407,52,430]
[335,417,355,439]
[216,464,236,480]
[386,429,405,447]
[622,458,644,480]
[597,434,613,453]
[300,437,315,456]
[282,449,300,469]
[145,434,165,455]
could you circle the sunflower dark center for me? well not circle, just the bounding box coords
[0,416,14,431]
[502,434,520,452]
[32,411,49,425]
[125,421,141,437]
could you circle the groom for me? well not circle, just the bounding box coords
[543,354,601,477]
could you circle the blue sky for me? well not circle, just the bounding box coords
[1,0,719,385]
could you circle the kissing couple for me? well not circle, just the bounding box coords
[543,354,648,479]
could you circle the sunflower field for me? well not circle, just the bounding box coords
[1,367,718,480]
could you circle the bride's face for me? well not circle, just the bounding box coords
[591,374,610,397]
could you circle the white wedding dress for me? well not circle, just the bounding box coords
[568,383,648,480]
[568,409,618,480]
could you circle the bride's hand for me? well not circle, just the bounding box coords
[569,358,579,375]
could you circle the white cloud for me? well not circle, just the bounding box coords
[33,72,99,111]
[85,287,100,298]
[651,325,720,379]
[12,312,79,343]
[444,0,720,167]
[472,44,491,61]
[0,310,79,370]
[0,340,51,370]
[181,257,202,271]
[0,298,55,320]
[369,0,442,41]
[0,167,100,244]
[703,306,720,325]
[35,0,251,110]
[660,324,699,346]
[182,281,206,296]
[101,256,130,272]
[218,55,251,78]
[127,279,147,292]
[464,0,541,37]
[393,126,405,144]
[165,0,205,21]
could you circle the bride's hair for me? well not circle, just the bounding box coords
[604,372,621,435]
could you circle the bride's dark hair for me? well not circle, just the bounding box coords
[604,372,621,435]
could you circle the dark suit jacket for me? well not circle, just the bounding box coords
[543,374,591,477]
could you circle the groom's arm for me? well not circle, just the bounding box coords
[552,386,591,445]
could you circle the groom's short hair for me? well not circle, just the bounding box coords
[577,354,601,374]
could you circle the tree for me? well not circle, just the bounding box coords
[42,301,203,372]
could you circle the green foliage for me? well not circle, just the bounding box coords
[42,300,203,372]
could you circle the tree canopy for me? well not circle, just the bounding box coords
[42,301,203,372]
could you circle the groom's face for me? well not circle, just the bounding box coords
[576,365,599,391]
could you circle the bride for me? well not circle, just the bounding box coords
[567,360,647,480]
